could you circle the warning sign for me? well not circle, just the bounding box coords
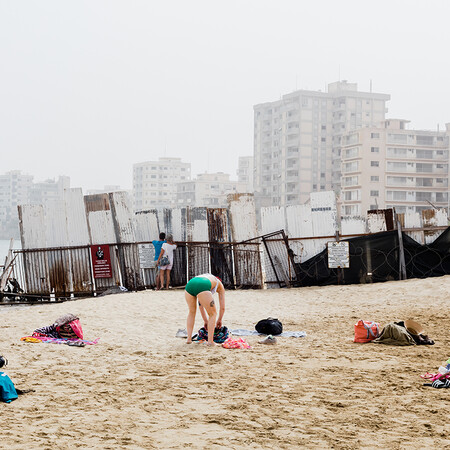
[90,244,112,278]
[327,241,349,268]
[139,244,156,269]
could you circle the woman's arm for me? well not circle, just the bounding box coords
[156,247,166,264]
[215,282,226,328]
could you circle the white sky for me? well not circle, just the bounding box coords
[1,0,449,191]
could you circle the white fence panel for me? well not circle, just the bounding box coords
[310,191,338,237]
[228,193,258,241]
[65,188,90,246]
[286,204,313,238]
[260,206,285,235]
[341,216,367,236]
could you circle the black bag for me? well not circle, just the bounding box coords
[255,318,283,335]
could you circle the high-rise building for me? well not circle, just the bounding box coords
[29,176,70,205]
[0,170,33,237]
[340,119,449,216]
[236,156,254,193]
[0,171,70,238]
[253,81,390,208]
[133,157,191,210]
[176,172,246,207]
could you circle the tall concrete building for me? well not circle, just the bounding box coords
[133,157,191,210]
[0,170,33,238]
[253,81,390,208]
[29,176,70,205]
[176,172,246,207]
[0,171,70,238]
[236,156,254,193]
[340,119,449,216]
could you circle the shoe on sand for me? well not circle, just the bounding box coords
[258,335,277,345]
[176,329,188,338]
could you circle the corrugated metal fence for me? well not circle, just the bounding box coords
[2,189,449,301]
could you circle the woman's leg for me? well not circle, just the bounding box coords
[158,269,165,290]
[165,269,171,289]
[185,290,197,344]
[197,291,217,346]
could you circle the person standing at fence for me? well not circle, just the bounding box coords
[152,232,166,290]
[156,235,177,290]
[184,273,225,346]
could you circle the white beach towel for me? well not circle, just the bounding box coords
[230,329,306,338]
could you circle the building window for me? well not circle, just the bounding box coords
[371,147,379,153]
[371,176,379,182]
[371,133,380,139]
[371,161,379,167]
[370,190,379,197]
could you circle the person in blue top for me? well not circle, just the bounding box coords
[152,232,166,290]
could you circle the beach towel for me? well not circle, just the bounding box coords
[21,336,99,346]
[0,372,18,403]
[230,329,307,338]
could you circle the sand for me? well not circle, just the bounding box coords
[1,275,450,449]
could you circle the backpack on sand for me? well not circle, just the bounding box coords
[255,318,283,335]
[354,320,380,343]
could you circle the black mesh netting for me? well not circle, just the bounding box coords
[294,226,450,286]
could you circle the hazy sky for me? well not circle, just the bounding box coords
[1,1,449,191]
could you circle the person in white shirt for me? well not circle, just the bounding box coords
[156,234,177,290]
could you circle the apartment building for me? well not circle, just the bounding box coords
[176,172,246,208]
[236,156,254,193]
[340,119,449,216]
[85,185,123,196]
[133,157,191,210]
[253,81,390,208]
[0,170,33,237]
[0,171,70,238]
[29,176,70,205]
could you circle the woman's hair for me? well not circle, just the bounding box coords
[166,234,174,243]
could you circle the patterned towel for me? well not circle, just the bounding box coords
[21,336,99,345]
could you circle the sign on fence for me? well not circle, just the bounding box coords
[327,241,349,268]
[90,245,112,278]
[138,244,156,269]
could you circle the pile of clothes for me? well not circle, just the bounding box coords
[355,319,435,346]
[21,313,98,346]
[421,358,450,388]
[373,320,434,346]
[32,313,83,340]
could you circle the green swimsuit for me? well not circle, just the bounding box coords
[185,275,216,297]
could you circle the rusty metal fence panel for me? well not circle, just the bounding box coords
[261,231,295,289]
[187,207,209,278]
[207,208,234,287]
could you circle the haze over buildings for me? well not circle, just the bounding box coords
[1,2,450,192]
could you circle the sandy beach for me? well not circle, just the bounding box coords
[1,275,450,449]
